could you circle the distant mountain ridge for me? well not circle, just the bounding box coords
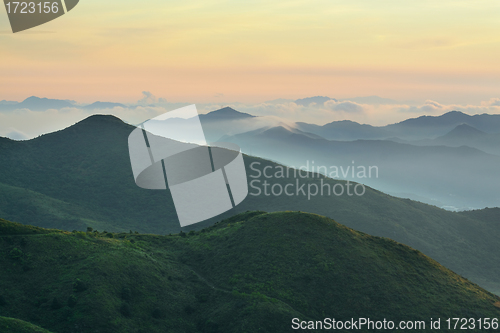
[0,96,127,111]
[199,106,255,121]
[295,110,500,141]
[440,123,486,139]
[223,120,500,209]
[294,96,336,106]
[0,96,75,111]
[82,101,126,109]
[1,114,500,295]
[388,123,500,156]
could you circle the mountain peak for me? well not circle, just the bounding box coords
[23,96,44,102]
[440,123,485,140]
[201,107,255,121]
[17,96,75,111]
[394,110,471,127]
[75,114,125,125]
[83,101,126,109]
[441,110,469,118]
[295,96,336,106]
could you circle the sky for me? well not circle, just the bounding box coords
[1,0,500,133]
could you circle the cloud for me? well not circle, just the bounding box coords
[0,106,168,140]
[2,95,500,140]
[325,100,364,113]
[137,91,157,105]
[6,130,28,141]
[398,100,444,113]
[482,98,500,107]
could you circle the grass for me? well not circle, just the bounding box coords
[0,211,499,333]
[0,316,52,333]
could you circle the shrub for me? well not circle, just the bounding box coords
[120,303,132,317]
[51,297,62,310]
[73,279,88,292]
[188,230,196,236]
[9,248,23,260]
[152,307,163,319]
[179,231,187,238]
[197,319,219,333]
[184,305,195,315]
[67,295,77,307]
[86,227,93,232]
[74,231,87,239]
[106,233,114,238]
[195,289,210,303]
[121,287,132,301]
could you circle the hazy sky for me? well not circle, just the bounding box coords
[1,0,500,106]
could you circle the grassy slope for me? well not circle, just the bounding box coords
[0,212,499,333]
[460,208,500,226]
[0,115,499,295]
[0,317,52,333]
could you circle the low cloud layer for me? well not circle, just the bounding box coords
[2,95,500,140]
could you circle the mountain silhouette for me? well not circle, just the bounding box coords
[0,115,500,295]
[199,107,255,122]
[0,96,75,112]
[82,101,126,109]
[295,96,336,106]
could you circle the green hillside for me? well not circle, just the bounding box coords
[460,208,500,226]
[0,317,52,333]
[0,115,499,296]
[0,212,499,333]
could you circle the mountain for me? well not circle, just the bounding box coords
[0,97,125,112]
[386,111,500,139]
[294,96,336,106]
[459,207,500,226]
[1,115,500,295]
[196,107,264,142]
[296,120,390,140]
[199,107,255,122]
[0,97,75,112]
[0,100,17,105]
[82,101,126,109]
[224,124,500,209]
[1,212,499,333]
[439,123,486,139]
[295,111,500,141]
[388,124,500,156]
[224,125,323,142]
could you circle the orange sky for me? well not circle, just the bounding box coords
[1,0,500,104]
